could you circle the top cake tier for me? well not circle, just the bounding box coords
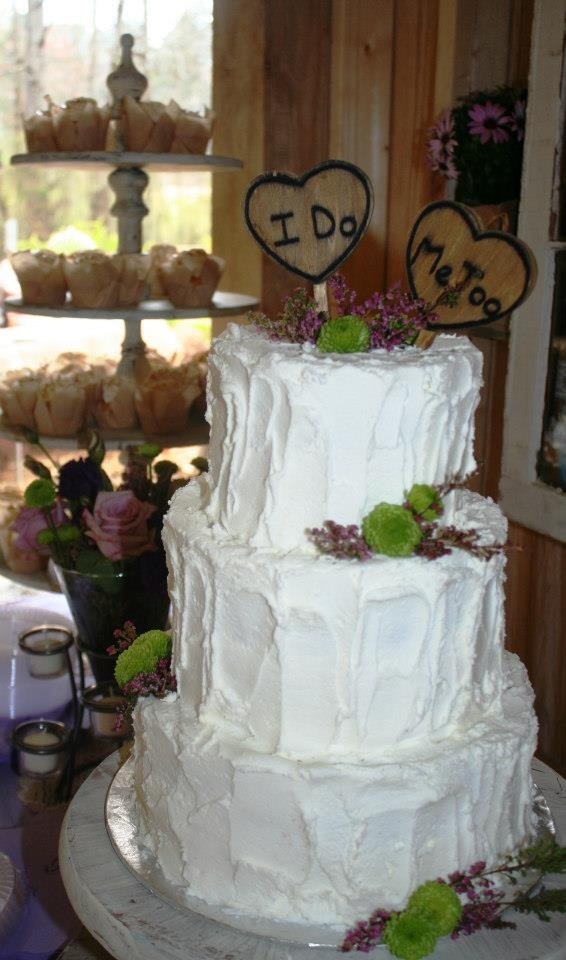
[205,324,482,551]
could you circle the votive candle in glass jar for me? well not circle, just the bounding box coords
[81,682,131,739]
[18,624,74,679]
[12,720,71,777]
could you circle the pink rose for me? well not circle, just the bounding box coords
[11,501,68,556]
[83,490,157,561]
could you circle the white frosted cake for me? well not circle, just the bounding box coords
[131,321,537,941]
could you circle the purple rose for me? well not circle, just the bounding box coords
[11,500,68,556]
[83,490,157,561]
[58,457,105,507]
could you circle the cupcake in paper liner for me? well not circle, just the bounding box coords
[121,95,175,152]
[10,250,67,306]
[93,375,138,431]
[33,377,89,436]
[44,352,115,379]
[23,98,60,152]
[52,97,111,151]
[159,249,224,308]
[134,361,202,434]
[64,251,121,308]
[0,369,44,430]
[169,103,215,153]
[114,253,151,307]
[147,244,177,299]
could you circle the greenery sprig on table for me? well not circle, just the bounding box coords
[341,836,566,959]
[308,483,504,561]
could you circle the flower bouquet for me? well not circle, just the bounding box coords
[10,429,187,680]
[426,85,526,209]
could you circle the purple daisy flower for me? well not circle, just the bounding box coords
[467,101,511,144]
[426,109,458,175]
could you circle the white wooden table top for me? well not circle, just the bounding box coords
[58,753,566,960]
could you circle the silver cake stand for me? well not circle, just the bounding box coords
[59,753,566,960]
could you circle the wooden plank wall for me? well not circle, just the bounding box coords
[213,0,565,775]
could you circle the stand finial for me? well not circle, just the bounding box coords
[107,33,148,115]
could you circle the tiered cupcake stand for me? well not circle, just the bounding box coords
[3,34,258,448]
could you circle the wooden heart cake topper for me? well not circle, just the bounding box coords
[244,160,374,284]
[406,201,537,329]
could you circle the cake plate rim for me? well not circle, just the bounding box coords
[59,751,566,960]
[105,753,556,950]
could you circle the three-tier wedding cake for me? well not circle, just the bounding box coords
[131,318,537,940]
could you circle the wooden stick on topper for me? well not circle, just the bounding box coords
[243,160,374,314]
[406,201,537,348]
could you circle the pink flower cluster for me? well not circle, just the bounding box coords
[427,95,526,180]
[11,501,67,556]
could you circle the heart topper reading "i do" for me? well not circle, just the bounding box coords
[243,160,536,329]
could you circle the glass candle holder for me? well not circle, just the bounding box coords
[18,625,74,679]
[12,720,70,778]
[81,682,131,739]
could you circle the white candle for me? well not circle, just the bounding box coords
[24,634,67,678]
[89,696,126,738]
[19,627,73,679]
[19,730,62,776]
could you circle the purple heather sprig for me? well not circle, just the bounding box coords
[307,521,373,561]
[341,837,566,957]
[328,276,433,351]
[248,287,326,345]
[106,622,177,731]
[341,910,392,953]
[308,484,506,563]
[416,523,503,561]
[248,276,436,353]
[106,619,138,657]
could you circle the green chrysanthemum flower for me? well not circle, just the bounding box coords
[137,442,162,461]
[405,484,444,521]
[36,528,55,546]
[361,503,422,557]
[406,881,462,937]
[317,315,370,354]
[382,912,438,960]
[24,478,57,509]
[114,630,172,688]
[57,524,82,544]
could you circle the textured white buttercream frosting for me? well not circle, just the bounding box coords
[205,324,483,549]
[134,654,536,937]
[132,323,538,936]
[165,479,508,758]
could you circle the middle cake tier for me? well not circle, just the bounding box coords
[165,478,508,760]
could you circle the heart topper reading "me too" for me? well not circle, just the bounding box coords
[243,159,536,330]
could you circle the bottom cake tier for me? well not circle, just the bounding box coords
[132,652,537,937]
